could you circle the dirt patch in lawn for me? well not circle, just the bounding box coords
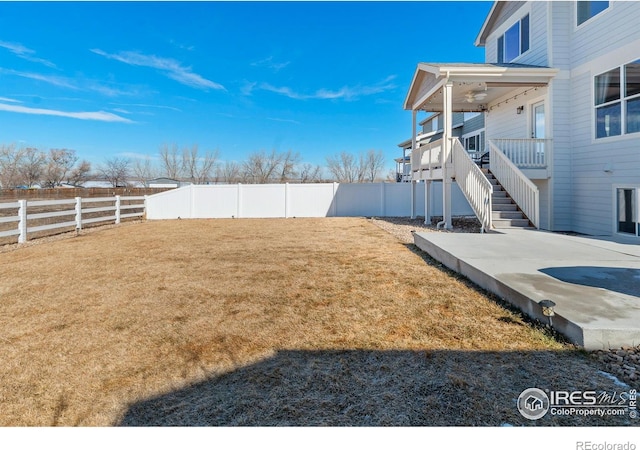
[0,218,635,426]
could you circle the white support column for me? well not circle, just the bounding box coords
[409,109,417,219]
[115,195,121,224]
[75,197,82,231]
[410,180,416,219]
[18,199,27,244]
[441,81,454,230]
[424,181,431,225]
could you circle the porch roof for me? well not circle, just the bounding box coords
[403,62,558,112]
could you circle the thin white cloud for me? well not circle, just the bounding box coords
[109,102,182,112]
[251,56,290,72]
[267,117,301,125]
[0,102,133,123]
[0,40,57,68]
[0,68,77,89]
[257,75,397,101]
[91,49,225,91]
[0,96,21,103]
[0,67,144,98]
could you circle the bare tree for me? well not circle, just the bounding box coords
[299,163,323,183]
[182,144,218,184]
[98,157,130,187]
[132,156,158,182]
[42,148,78,187]
[242,150,284,184]
[158,143,182,179]
[363,149,385,182]
[68,160,92,187]
[216,161,241,184]
[326,151,363,183]
[278,150,301,182]
[19,147,47,187]
[0,144,26,188]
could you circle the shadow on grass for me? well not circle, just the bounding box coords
[118,349,634,427]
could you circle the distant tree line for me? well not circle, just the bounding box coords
[0,145,92,189]
[0,142,388,188]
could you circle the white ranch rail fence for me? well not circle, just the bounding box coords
[145,182,474,220]
[0,195,145,243]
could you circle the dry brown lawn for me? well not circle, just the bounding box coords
[0,218,634,426]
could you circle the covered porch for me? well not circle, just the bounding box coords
[403,63,558,231]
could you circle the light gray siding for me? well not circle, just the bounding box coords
[550,78,572,231]
[571,2,640,68]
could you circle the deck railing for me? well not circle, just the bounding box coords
[411,138,444,178]
[489,142,539,228]
[490,138,551,169]
[452,138,493,232]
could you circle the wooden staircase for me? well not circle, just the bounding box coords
[481,168,533,229]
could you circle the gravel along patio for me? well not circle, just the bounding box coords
[0,218,635,426]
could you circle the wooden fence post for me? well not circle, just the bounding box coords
[18,199,27,243]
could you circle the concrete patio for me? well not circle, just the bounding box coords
[413,229,640,350]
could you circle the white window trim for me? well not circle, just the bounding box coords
[487,3,531,64]
[498,14,531,64]
[575,1,612,31]
[592,57,640,142]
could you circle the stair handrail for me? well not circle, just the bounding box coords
[489,141,539,228]
[451,138,493,233]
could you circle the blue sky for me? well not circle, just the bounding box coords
[0,1,492,173]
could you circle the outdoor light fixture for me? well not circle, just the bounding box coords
[516,105,524,114]
[538,299,556,327]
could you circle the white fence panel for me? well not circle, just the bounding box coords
[144,182,474,220]
[383,183,412,217]
[334,183,384,217]
[145,186,193,220]
[192,185,238,218]
[288,184,336,217]
[241,184,286,218]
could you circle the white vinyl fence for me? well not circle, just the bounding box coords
[0,195,145,243]
[146,182,474,220]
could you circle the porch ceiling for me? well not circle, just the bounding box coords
[404,63,558,113]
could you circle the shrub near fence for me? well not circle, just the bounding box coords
[0,196,146,245]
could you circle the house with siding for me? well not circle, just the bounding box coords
[403,1,640,241]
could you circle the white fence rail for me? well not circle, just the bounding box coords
[451,139,493,232]
[489,142,540,228]
[146,182,475,220]
[490,138,551,169]
[0,195,145,243]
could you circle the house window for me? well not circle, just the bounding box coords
[464,131,485,154]
[595,60,640,139]
[577,1,609,26]
[617,188,637,235]
[497,14,529,63]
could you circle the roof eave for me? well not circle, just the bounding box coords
[475,1,499,47]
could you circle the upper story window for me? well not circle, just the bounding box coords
[577,1,609,26]
[595,60,640,139]
[497,14,530,63]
